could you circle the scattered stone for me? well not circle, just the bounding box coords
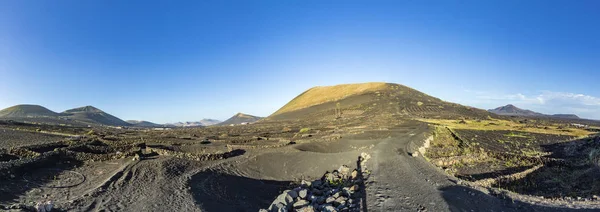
[133,154,140,161]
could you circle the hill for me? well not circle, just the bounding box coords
[0,104,59,118]
[61,106,130,126]
[127,120,164,127]
[218,113,262,126]
[487,104,544,116]
[268,82,493,121]
[488,104,580,119]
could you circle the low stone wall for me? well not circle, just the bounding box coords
[147,147,245,161]
[0,151,62,179]
[473,165,544,187]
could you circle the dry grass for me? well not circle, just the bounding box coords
[271,82,388,115]
[417,118,592,138]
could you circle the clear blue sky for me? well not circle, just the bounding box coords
[1,0,599,122]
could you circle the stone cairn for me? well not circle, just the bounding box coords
[261,153,371,212]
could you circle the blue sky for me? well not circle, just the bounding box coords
[1,0,599,122]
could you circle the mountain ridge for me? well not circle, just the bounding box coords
[488,104,580,119]
[218,113,262,126]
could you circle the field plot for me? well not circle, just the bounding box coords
[0,128,68,148]
[422,118,600,199]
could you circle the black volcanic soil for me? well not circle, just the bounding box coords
[3,119,596,211]
[0,127,68,148]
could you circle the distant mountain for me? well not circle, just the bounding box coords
[198,119,221,126]
[167,121,204,127]
[218,113,262,126]
[0,104,131,126]
[488,104,580,119]
[61,106,131,126]
[127,120,164,127]
[0,104,59,118]
[487,104,544,116]
[550,114,580,119]
[166,119,222,127]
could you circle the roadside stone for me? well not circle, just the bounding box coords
[312,180,323,187]
[350,169,358,180]
[299,189,308,199]
[323,205,338,212]
[326,196,336,204]
[293,200,310,209]
[311,188,323,196]
[271,202,286,212]
[301,180,312,188]
[287,190,299,200]
[338,165,350,176]
[334,196,348,207]
[333,191,340,198]
[295,205,315,212]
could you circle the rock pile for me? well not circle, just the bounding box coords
[261,153,371,212]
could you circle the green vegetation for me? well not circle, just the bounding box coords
[504,132,529,138]
[299,128,311,133]
[418,118,592,137]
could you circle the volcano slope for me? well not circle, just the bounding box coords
[2,82,598,211]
